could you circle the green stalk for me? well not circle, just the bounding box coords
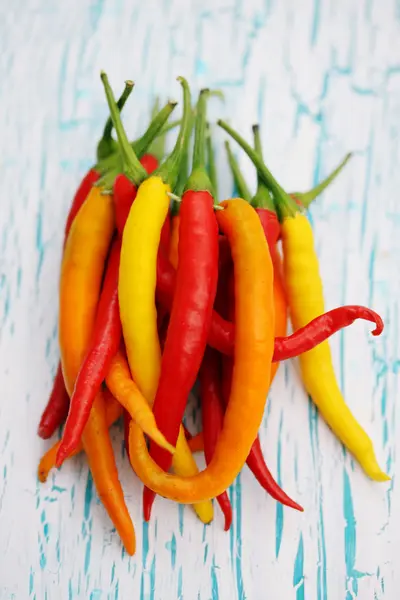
[156,77,192,189]
[147,97,167,161]
[96,100,178,178]
[206,124,218,201]
[292,153,352,208]
[224,140,251,202]
[184,89,213,194]
[251,125,275,211]
[100,72,147,186]
[218,119,299,220]
[96,81,134,161]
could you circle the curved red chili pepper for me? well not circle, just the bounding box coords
[156,257,383,357]
[56,238,122,465]
[113,174,138,236]
[37,363,70,439]
[200,348,232,531]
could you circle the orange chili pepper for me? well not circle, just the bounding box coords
[38,390,122,483]
[59,186,135,555]
[105,349,175,453]
[128,198,275,502]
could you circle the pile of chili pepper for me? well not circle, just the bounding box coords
[37,74,389,555]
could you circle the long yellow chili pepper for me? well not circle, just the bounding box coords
[281,214,389,481]
[217,119,389,483]
[102,72,214,523]
[127,198,275,503]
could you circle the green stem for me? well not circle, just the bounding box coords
[251,125,275,211]
[293,153,353,208]
[100,72,147,186]
[133,101,177,158]
[96,81,134,161]
[95,100,177,176]
[184,89,213,194]
[147,97,166,161]
[206,124,218,201]
[156,77,192,188]
[218,119,299,220]
[225,141,251,202]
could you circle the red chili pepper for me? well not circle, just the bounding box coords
[37,364,70,439]
[56,237,122,465]
[143,90,219,520]
[156,255,382,358]
[200,348,232,530]
[113,175,137,236]
[139,153,159,175]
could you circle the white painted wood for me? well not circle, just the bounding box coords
[0,1,398,598]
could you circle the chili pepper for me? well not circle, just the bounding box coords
[220,268,302,511]
[139,153,159,175]
[206,125,218,201]
[156,248,382,358]
[128,198,275,502]
[38,388,123,484]
[225,140,252,201]
[37,364,70,439]
[142,89,219,519]
[66,82,135,238]
[59,183,135,554]
[37,86,136,440]
[96,81,135,161]
[220,121,389,483]
[168,214,180,269]
[200,348,233,530]
[281,214,389,481]
[102,72,213,524]
[56,238,122,465]
[187,432,204,453]
[105,349,175,453]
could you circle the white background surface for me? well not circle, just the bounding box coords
[0,1,399,598]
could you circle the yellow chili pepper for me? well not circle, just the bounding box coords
[218,119,389,483]
[102,72,214,524]
[281,213,389,482]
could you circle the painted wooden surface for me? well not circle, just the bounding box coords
[0,0,399,598]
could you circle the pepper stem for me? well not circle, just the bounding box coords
[184,89,213,194]
[251,125,275,212]
[218,119,300,220]
[97,81,134,161]
[225,140,252,202]
[206,124,218,201]
[147,97,167,161]
[100,71,147,186]
[133,101,178,158]
[293,153,353,208]
[95,100,178,177]
[156,77,192,188]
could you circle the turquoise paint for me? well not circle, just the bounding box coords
[203,543,209,565]
[84,536,92,575]
[360,127,375,245]
[140,521,150,600]
[29,567,34,595]
[211,557,219,600]
[293,534,305,600]
[178,505,184,536]
[165,533,177,569]
[310,0,321,46]
[150,556,156,600]
[177,566,183,599]
[84,473,93,521]
[90,590,102,600]
[234,473,245,600]
[275,411,284,559]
